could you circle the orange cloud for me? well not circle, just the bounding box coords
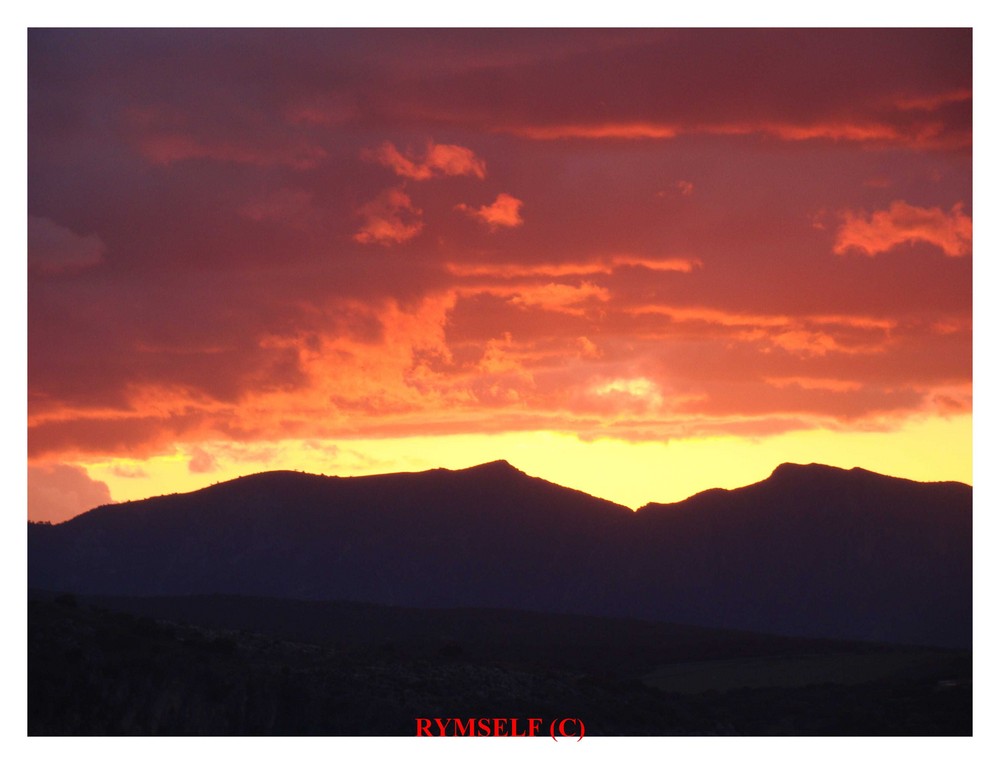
[446,255,699,279]
[931,317,972,335]
[502,119,966,150]
[601,255,701,273]
[353,187,424,245]
[30,287,936,462]
[893,89,971,111]
[456,193,524,230]
[764,377,864,393]
[27,378,239,461]
[628,304,791,328]
[477,333,527,376]
[730,121,906,143]
[756,330,853,357]
[626,305,896,357]
[735,119,964,149]
[508,122,680,140]
[450,282,610,317]
[576,336,601,359]
[251,293,466,426]
[809,314,897,331]
[367,140,486,180]
[505,281,608,315]
[834,201,972,257]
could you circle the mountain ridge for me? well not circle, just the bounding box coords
[28,459,971,648]
[36,459,969,526]
[637,461,971,512]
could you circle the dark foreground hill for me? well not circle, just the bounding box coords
[28,460,972,648]
[28,592,971,735]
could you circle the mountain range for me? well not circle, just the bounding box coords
[28,460,972,648]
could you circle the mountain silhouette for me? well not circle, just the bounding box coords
[28,461,971,648]
[630,463,971,648]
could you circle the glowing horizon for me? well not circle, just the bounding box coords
[32,411,970,521]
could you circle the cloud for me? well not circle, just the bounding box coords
[893,89,971,111]
[626,304,791,328]
[759,329,853,357]
[136,131,327,169]
[446,255,700,279]
[834,201,972,257]
[28,463,113,523]
[624,305,897,358]
[354,187,424,245]
[28,216,106,275]
[576,336,601,359]
[367,141,486,180]
[591,377,665,410]
[508,122,680,140]
[452,282,609,317]
[456,193,524,230]
[238,188,316,226]
[506,282,609,315]
[470,333,535,403]
[124,101,330,169]
[764,376,864,393]
[246,293,465,427]
[501,117,968,151]
[109,463,150,478]
[188,446,218,473]
[26,29,971,464]
[727,121,908,144]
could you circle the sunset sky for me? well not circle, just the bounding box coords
[27,28,972,521]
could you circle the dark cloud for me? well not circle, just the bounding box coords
[28,216,106,275]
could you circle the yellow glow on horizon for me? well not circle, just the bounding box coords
[80,413,972,514]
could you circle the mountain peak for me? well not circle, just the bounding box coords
[766,462,936,486]
[769,462,847,478]
[458,459,524,476]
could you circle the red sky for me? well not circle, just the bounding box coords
[27,28,972,521]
